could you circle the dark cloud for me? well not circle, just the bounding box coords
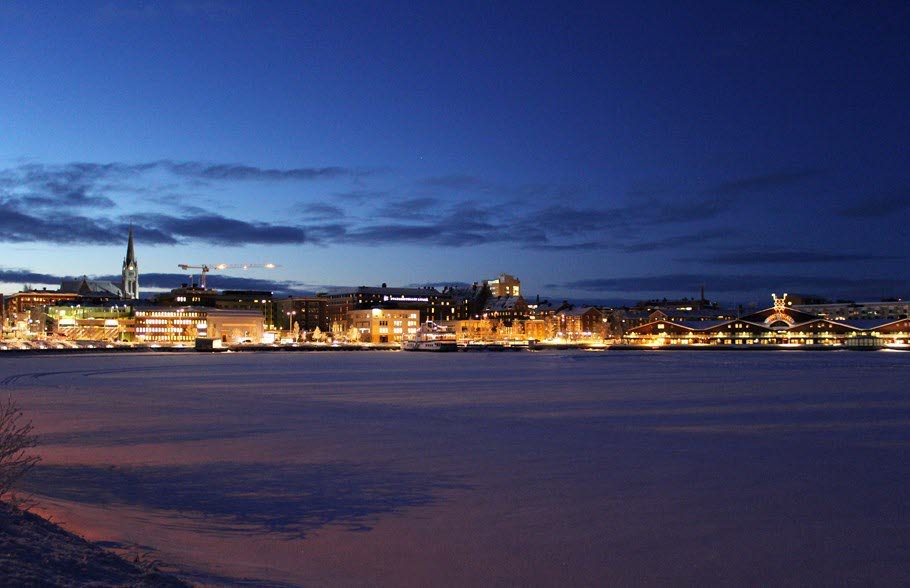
[692,250,903,265]
[376,197,440,219]
[161,161,353,182]
[0,205,172,246]
[1,162,134,210]
[303,203,346,220]
[344,225,450,245]
[643,196,734,225]
[837,192,910,218]
[0,200,305,247]
[706,169,821,196]
[524,205,616,236]
[103,272,304,294]
[0,268,65,286]
[532,241,608,251]
[622,229,730,253]
[145,213,308,245]
[302,223,347,242]
[558,274,908,295]
[332,189,390,202]
[0,162,849,255]
[0,266,311,296]
[342,222,506,247]
[0,160,368,214]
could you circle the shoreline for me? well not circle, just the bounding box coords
[0,342,906,355]
[0,501,188,587]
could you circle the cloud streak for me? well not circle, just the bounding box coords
[0,266,312,296]
[706,170,822,196]
[690,250,903,265]
[556,274,909,295]
[0,161,853,257]
[145,213,308,246]
[837,191,910,218]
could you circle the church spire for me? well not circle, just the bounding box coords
[126,222,136,265]
[121,223,139,299]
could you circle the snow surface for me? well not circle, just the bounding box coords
[2,350,910,586]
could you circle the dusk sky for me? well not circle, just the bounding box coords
[1,2,908,306]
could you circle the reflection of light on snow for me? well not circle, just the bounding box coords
[9,352,910,587]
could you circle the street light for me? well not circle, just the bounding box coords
[286,310,297,335]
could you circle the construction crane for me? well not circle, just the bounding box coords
[177,262,277,289]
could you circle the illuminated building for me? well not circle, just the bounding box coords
[276,297,329,331]
[133,307,208,343]
[346,308,419,343]
[554,307,605,341]
[482,295,529,325]
[49,305,132,341]
[215,291,276,329]
[486,274,521,297]
[322,286,454,331]
[793,300,910,321]
[155,287,275,329]
[5,290,80,316]
[206,309,265,344]
[133,307,265,344]
[623,294,910,348]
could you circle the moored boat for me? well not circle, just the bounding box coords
[401,321,459,352]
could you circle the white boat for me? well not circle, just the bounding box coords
[401,321,459,352]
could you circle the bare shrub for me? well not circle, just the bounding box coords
[0,397,40,501]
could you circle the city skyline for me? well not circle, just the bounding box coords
[2,2,909,305]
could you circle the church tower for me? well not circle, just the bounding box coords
[121,224,139,299]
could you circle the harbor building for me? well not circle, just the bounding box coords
[346,308,420,343]
[623,294,910,349]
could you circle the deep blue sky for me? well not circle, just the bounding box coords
[1,1,908,305]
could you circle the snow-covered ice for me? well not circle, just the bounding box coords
[3,350,910,585]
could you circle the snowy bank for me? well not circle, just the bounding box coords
[0,501,188,587]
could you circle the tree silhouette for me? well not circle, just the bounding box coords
[0,397,39,502]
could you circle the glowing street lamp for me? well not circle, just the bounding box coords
[286,310,297,334]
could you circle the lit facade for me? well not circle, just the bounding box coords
[554,307,605,341]
[624,294,910,348]
[155,288,275,329]
[276,297,329,331]
[134,307,208,343]
[323,286,454,331]
[206,309,265,344]
[346,308,419,343]
[482,295,529,324]
[5,291,80,316]
[794,300,910,321]
[49,305,133,341]
[486,274,521,297]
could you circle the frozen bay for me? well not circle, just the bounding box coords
[3,350,910,586]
